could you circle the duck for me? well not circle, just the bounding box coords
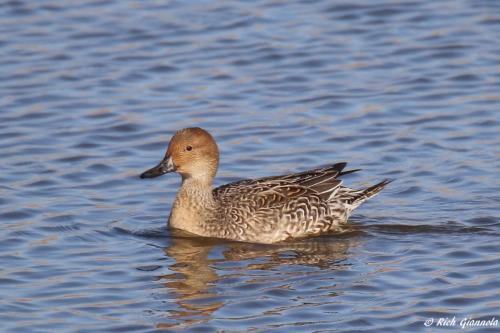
[140,127,391,244]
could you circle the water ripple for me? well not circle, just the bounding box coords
[1,0,499,332]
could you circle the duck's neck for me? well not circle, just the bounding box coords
[169,175,217,235]
[179,176,215,205]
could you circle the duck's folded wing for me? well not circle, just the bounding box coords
[214,162,356,201]
[254,162,352,184]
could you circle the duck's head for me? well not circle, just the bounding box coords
[140,127,219,182]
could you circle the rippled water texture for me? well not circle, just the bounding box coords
[1,1,499,332]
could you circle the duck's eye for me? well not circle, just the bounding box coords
[186,146,193,151]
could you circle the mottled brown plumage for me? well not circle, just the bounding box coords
[141,127,391,244]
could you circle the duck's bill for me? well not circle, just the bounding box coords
[140,156,175,179]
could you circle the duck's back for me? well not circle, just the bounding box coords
[212,163,350,243]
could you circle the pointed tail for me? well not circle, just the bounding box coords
[351,179,392,207]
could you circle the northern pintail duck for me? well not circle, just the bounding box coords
[141,127,390,244]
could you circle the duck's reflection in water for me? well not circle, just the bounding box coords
[156,229,360,330]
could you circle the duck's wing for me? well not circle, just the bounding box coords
[214,162,359,201]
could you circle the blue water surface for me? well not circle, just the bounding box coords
[1,1,499,332]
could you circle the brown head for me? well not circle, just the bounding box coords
[140,127,219,183]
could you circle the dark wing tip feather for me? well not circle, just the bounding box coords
[331,162,347,173]
[313,179,343,200]
[339,168,362,177]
